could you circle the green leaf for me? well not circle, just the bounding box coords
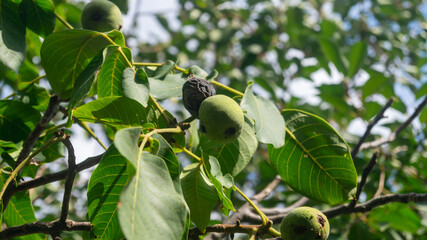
[122,68,150,107]
[268,109,357,204]
[97,46,133,98]
[0,30,25,73]
[189,65,208,79]
[73,96,158,129]
[318,38,347,75]
[0,100,41,143]
[148,73,187,99]
[416,83,427,99]
[118,153,188,240]
[347,41,367,78]
[40,29,115,98]
[368,203,421,233]
[87,145,131,240]
[241,84,285,148]
[200,116,258,177]
[362,70,389,100]
[113,127,141,167]
[181,163,218,231]
[19,0,55,38]
[1,172,43,240]
[150,133,180,180]
[69,50,105,114]
[0,0,26,72]
[204,156,235,217]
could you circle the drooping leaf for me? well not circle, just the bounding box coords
[19,0,55,38]
[73,96,158,129]
[318,38,347,75]
[118,153,188,240]
[69,50,106,114]
[87,145,131,240]
[113,127,141,167]
[204,156,235,217]
[150,133,180,180]
[200,116,258,177]
[180,162,218,231]
[241,83,285,148]
[347,41,367,78]
[97,46,133,98]
[0,100,41,143]
[268,109,357,204]
[40,29,115,98]
[122,68,150,107]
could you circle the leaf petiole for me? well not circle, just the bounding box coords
[234,186,269,225]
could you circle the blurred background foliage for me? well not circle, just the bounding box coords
[0,0,426,239]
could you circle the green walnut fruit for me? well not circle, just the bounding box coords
[280,207,329,240]
[182,76,216,117]
[81,0,123,32]
[199,95,244,144]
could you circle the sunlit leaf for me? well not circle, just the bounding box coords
[87,145,131,240]
[122,68,150,107]
[40,29,114,98]
[268,109,357,204]
[73,96,158,129]
[97,46,133,98]
[241,83,285,148]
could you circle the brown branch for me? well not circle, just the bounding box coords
[351,98,394,158]
[360,96,427,151]
[323,192,427,218]
[190,220,275,240]
[59,134,77,222]
[205,176,282,240]
[349,152,378,208]
[14,95,61,167]
[15,153,104,193]
[2,95,61,211]
[0,219,91,239]
[261,197,309,224]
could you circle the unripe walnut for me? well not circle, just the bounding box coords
[182,76,216,117]
[280,207,330,240]
[199,95,244,144]
[81,0,123,32]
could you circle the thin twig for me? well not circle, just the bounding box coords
[15,154,103,193]
[349,152,378,208]
[0,219,91,239]
[351,98,394,158]
[360,96,427,151]
[324,192,427,218]
[373,165,386,198]
[206,176,282,240]
[59,135,77,222]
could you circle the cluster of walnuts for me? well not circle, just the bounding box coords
[80,1,330,239]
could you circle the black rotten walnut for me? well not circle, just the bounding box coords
[182,76,216,117]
